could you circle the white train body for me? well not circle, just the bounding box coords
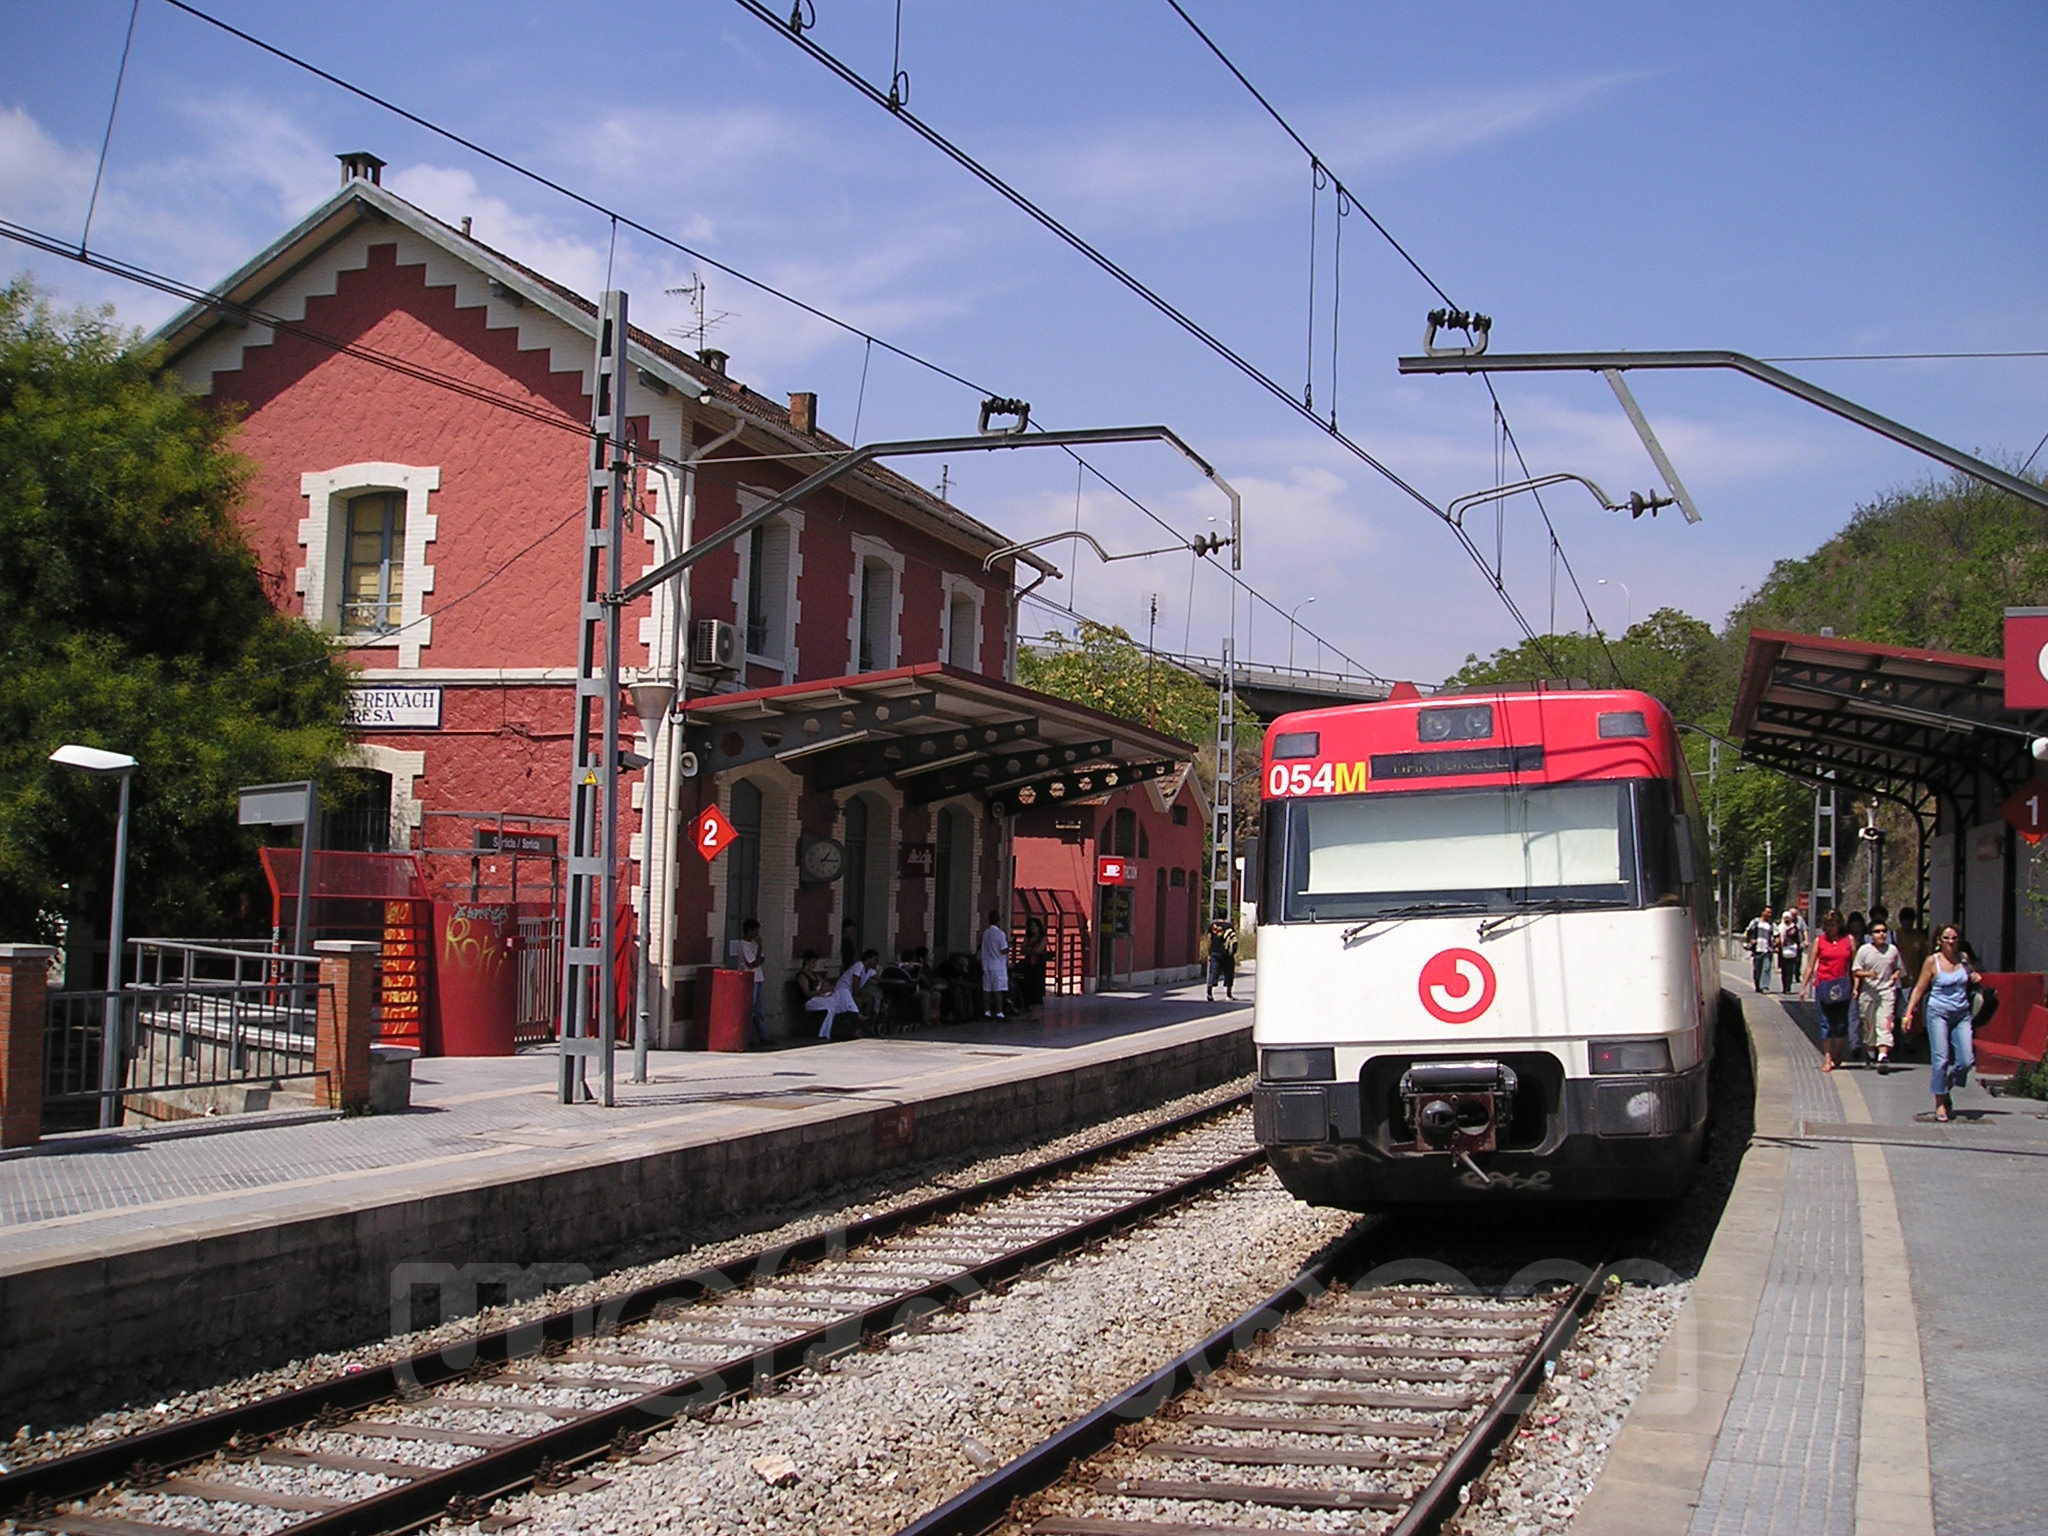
[1251,687,1716,1207]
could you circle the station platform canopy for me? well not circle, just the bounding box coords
[1730,628,2044,824]
[676,662,1195,817]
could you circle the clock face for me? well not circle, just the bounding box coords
[801,836,846,883]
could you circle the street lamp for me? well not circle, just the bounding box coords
[1288,598,1316,669]
[627,681,677,1085]
[50,744,137,1129]
[1597,578,1633,632]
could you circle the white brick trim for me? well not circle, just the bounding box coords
[341,742,427,850]
[298,462,440,669]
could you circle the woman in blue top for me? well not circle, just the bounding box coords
[1903,924,1980,1122]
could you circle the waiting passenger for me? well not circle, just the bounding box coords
[979,912,1012,1020]
[810,948,878,1043]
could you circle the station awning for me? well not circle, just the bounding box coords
[676,662,1196,816]
[1729,628,2043,818]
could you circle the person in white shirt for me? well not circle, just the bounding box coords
[732,918,768,1048]
[810,948,878,1042]
[978,912,1011,1020]
[1744,907,1776,992]
[1853,919,1906,1073]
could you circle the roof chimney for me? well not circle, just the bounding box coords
[338,151,386,187]
[697,347,728,377]
[789,391,818,436]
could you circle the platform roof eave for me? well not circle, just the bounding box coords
[678,663,1196,815]
[1730,627,2044,810]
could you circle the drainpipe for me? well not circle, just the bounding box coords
[638,412,746,1065]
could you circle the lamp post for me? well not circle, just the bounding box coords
[1288,597,1316,670]
[50,744,137,1129]
[627,680,677,1084]
[1597,578,1633,632]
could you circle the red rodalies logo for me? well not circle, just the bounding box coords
[1417,948,1496,1024]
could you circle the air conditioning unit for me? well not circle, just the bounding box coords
[691,617,740,673]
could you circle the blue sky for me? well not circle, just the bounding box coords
[4,0,2044,685]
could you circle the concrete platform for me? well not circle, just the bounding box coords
[1578,965,2048,1536]
[0,977,1252,1427]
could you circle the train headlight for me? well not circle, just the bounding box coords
[1589,1038,1673,1075]
[1261,1047,1335,1082]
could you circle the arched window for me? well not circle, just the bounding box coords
[724,780,763,950]
[842,793,891,954]
[933,805,972,956]
[1111,807,1138,857]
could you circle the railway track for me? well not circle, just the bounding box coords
[901,1230,1606,1536]
[1,1096,1261,1536]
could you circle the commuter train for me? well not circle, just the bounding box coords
[1250,685,1716,1208]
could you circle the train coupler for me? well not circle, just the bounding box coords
[1399,1059,1518,1155]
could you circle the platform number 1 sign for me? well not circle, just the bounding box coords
[2002,781,2048,846]
[694,805,739,862]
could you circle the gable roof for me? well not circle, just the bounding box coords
[150,177,1053,572]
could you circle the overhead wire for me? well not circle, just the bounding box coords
[132,0,1382,683]
[727,0,1562,669]
[1157,0,1624,677]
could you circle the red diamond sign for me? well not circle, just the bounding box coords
[2001,780,2048,845]
[693,805,739,862]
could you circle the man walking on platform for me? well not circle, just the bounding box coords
[978,912,1011,1020]
[1745,907,1777,992]
[1206,917,1239,1002]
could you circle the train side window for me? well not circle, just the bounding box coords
[1634,780,1684,906]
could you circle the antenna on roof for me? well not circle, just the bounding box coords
[662,272,736,354]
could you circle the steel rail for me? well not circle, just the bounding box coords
[0,1094,1252,1522]
[893,1247,1610,1536]
[893,1226,1381,1536]
[1385,1262,1609,1536]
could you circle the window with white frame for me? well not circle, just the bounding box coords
[298,463,439,668]
[341,492,406,635]
[849,535,903,674]
[743,520,794,662]
[942,576,983,670]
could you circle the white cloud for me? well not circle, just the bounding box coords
[0,102,95,230]
[1014,72,1635,236]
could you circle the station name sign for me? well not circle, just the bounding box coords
[346,686,443,730]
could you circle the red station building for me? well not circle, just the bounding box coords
[156,155,1203,1044]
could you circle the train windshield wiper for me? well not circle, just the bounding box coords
[1478,895,1626,938]
[1341,901,1488,942]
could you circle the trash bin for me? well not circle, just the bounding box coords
[429,900,518,1056]
[703,966,753,1052]
[369,1045,418,1113]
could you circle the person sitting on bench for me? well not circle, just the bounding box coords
[809,948,878,1042]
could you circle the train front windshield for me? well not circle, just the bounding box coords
[1266,780,1681,923]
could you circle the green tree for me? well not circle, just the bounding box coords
[0,279,354,946]
[1448,606,1733,725]
[1018,621,1264,880]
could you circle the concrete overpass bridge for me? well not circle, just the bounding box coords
[1152,651,1395,722]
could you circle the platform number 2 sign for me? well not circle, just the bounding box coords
[694,805,739,862]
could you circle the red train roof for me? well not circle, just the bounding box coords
[1261,687,1683,795]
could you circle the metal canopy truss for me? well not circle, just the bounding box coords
[799,717,1038,793]
[992,758,1181,817]
[905,739,1115,807]
[1731,629,2045,829]
[676,663,1195,816]
[682,691,943,779]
